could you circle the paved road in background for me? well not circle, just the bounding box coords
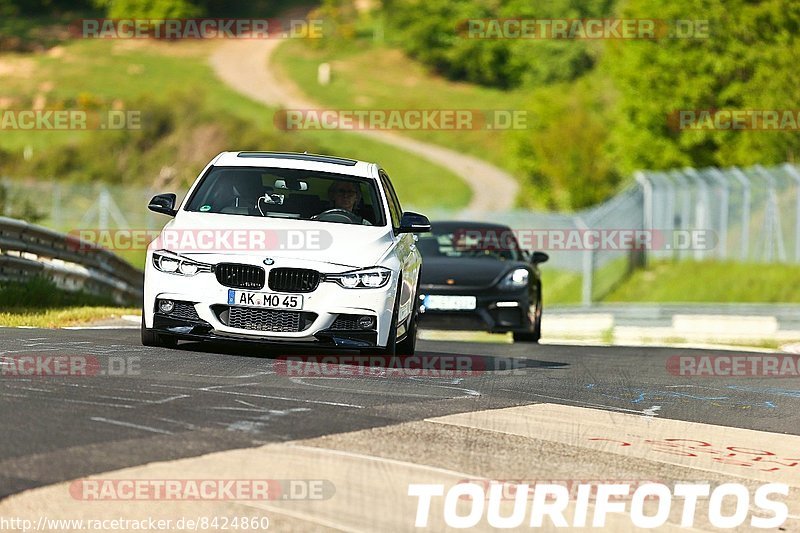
[209,39,520,212]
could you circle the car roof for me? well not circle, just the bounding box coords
[211,151,376,179]
[430,220,513,233]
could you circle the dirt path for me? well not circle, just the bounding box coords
[209,39,519,212]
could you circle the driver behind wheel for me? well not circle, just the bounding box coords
[324,181,371,224]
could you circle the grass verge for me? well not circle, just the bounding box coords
[543,259,800,305]
[0,277,137,327]
[605,261,800,303]
[272,39,527,179]
[0,307,139,328]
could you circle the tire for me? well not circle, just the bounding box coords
[141,315,178,348]
[512,331,539,343]
[376,279,404,355]
[513,289,542,344]
[395,277,420,356]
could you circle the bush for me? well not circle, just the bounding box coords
[0,277,116,308]
[0,180,46,222]
[93,0,202,19]
[511,76,620,210]
[384,0,614,89]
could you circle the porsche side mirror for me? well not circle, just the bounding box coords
[530,251,549,264]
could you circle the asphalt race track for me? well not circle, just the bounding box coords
[2,328,799,531]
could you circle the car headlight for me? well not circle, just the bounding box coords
[325,267,392,289]
[152,250,212,276]
[499,268,529,290]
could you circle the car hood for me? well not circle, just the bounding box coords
[155,212,395,268]
[420,256,529,287]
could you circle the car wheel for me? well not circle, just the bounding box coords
[375,280,404,355]
[532,288,543,340]
[395,276,420,356]
[141,314,178,348]
[513,290,542,344]
[513,331,538,343]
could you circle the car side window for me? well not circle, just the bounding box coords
[379,170,402,229]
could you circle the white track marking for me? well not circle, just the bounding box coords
[90,417,173,435]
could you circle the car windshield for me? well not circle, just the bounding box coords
[417,228,523,261]
[184,166,385,226]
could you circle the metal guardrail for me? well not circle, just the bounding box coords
[0,216,143,305]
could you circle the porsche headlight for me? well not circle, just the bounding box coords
[152,250,212,276]
[499,268,529,290]
[325,267,392,289]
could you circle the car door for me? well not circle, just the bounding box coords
[379,169,420,333]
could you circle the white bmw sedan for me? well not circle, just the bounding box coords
[142,151,430,355]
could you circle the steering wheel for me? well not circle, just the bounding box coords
[311,208,363,224]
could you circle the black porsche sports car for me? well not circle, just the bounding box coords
[416,221,548,343]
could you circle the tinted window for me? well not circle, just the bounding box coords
[184,166,386,226]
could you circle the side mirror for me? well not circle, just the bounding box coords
[530,251,549,264]
[397,211,431,234]
[148,193,177,217]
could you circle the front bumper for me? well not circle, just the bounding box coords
[418,285,532,333]
[144,261,397,348]
[151,314,379,348]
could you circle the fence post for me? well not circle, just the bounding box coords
[730,167,751,261]
[660,171,676,251]
[782,163,800,263]
[683,168,708,261]
[707,168,729,260]
[755,165,786,263]
[575,215,593,307]
[634,171,652,266]
[669,169,692,261]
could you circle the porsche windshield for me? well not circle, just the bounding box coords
[418,229,524,261]
[184,166,386,226]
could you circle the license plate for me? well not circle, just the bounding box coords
[228,289,303,310]
[423,295,477,311]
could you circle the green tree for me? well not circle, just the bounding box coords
[512,76,620,210]
[93,0,203,19]
[385,0,616,89]
[603,0,800,173]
